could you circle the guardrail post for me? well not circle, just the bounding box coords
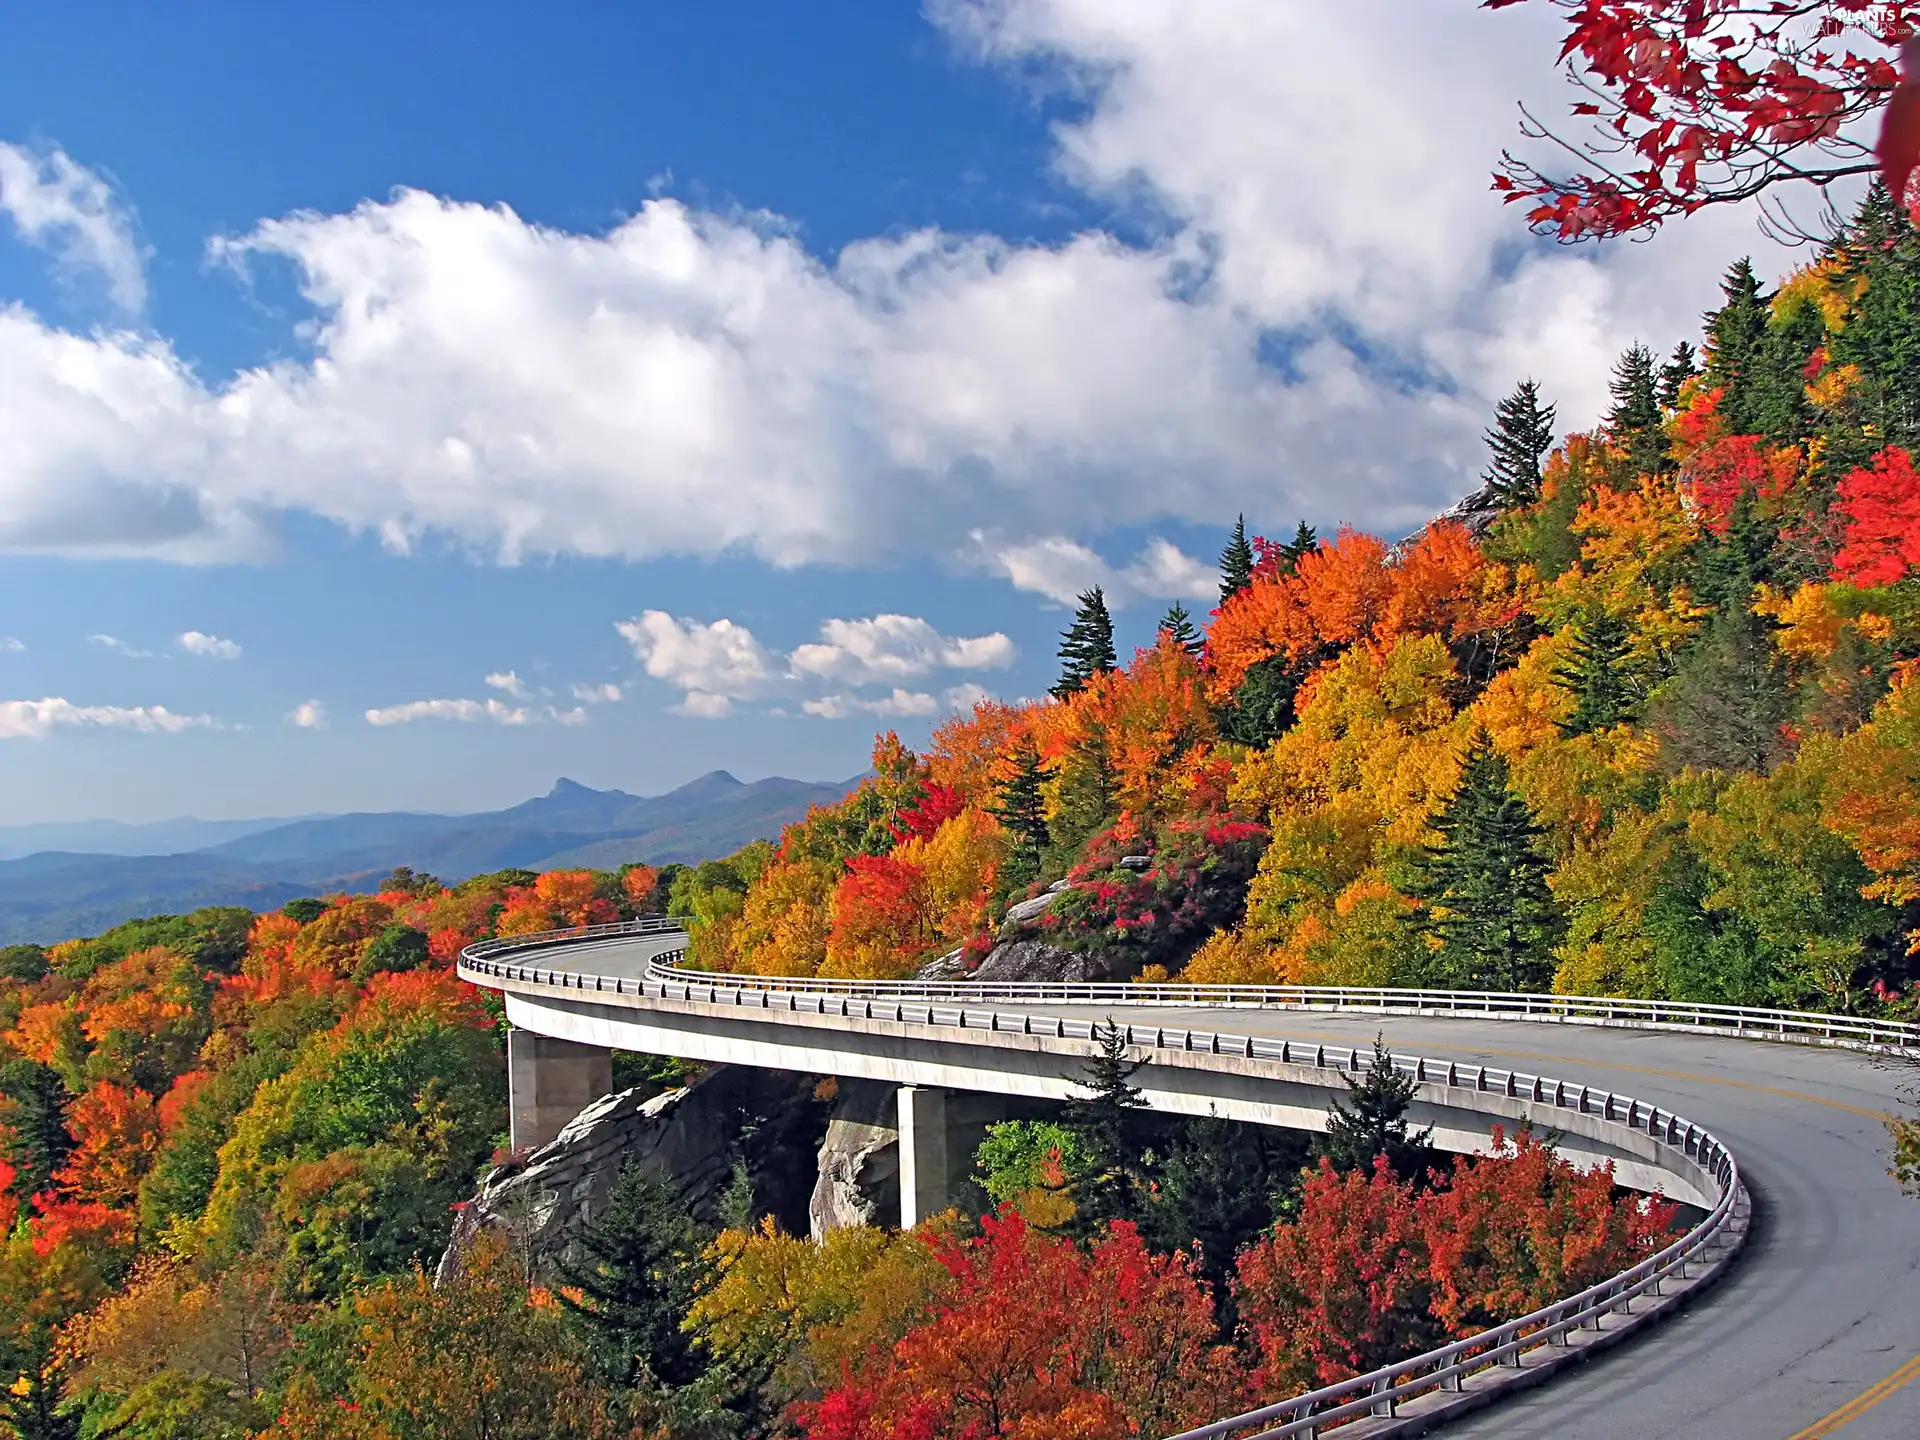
[1370,1374,1395,1417]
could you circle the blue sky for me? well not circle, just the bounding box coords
[0,2,1798,824]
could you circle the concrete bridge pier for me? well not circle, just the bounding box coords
[897,1084,1006,1227]
[508,1029,612,1152]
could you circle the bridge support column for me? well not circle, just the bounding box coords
[897,1085,1005,1228]
[508,1029,612,1152]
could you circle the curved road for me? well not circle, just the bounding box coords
[476,931,1920,1440]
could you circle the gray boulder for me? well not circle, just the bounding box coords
[1000,890,1063,930]
[808,1078,901,1238]
[439,1063,830,1281]
[972,938,1116,983]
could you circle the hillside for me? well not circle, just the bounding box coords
[0,770,857,944]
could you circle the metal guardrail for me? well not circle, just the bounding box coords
[465,916,1920,1053]
[461,917,1751,1439]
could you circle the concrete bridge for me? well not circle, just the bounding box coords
[461,919,1920,1440]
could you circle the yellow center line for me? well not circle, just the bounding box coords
[1785,1354,1920,1438]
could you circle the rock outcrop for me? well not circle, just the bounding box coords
[808,1078,900,1238]
[439,1064,831,1280]
[971,938,1117,983]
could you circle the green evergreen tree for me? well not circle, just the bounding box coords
[1279,520,1319,571]
[1607,343,1666,476]
[1410,733,1561,991]
[1051,586,1117,699]
[1148,1118,1309,1297]
[1652,605,1795,775]
[990,736,1051,890]
[1158,600,1202,656]
[1060,1021,1157,1230]
[1048,722,1115,859]
[1704,258,1770,436]
[1316,1037,1437,1182]
[1553,612,1638,735]
[1218,515,1255,604]
[1827,184,1920,452]
[1690,489,1777,614]
[0,1060,73,1203]
[1481,379,1558,509]
[557,1164,710,1391]
[1219,653,1304,748]
[1750,295,1828,443]
[1656,340,1698,410]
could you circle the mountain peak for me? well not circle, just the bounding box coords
[547,777,599,798]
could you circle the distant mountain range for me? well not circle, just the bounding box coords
[0,771,858,946]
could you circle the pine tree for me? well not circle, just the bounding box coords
[1553,612,1637,735]
[1060,1021,1156,1229]
[1158,600,1202,656]
[1219,515,1255,604]
[1481,379,1558,509]
[0,1060,73,1202]
[1652,605,1795,775]
[1051,586,1117,699]
[1607,343,1666,476]
[1219,653,1304,748]
[990,736,1051,889]
[556,1163,709,1391]
[1317,1037,1437,1182]
[1656,340,1698,410]
[1410,733,1561,992]
[1704,258,1769,436]
[1279,520,1319,572]
[1048,721,1115,857]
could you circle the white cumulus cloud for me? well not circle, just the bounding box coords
[363,697,531,727]
[287,699,327,729]
[0,10,1800,573]
[0,143,148,312]
[617,611,778,703]
[803,688,939,720]
[179,630,241,659]
[789,614,1015,685]
[0,697,213,740]
[0,638,22,652]
[88,633,157,659]
[484,669,527,696]
[571,682,622,704]
[976,533,1215,607]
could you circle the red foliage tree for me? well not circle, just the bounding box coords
[1486,0,1918,239]
[1233,1157,1439,1392]
[1417,1128,1676,1335]
[801,1212,1244,1440]
[1833,444,1920,586]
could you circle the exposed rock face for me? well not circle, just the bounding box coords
[915,947,965,981]
[439,1064,830,1281]
[808,1078,901,1238]
[971,938,1116,983]
[1000,890,1063,930]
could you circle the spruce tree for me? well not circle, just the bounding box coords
[1553,612,1637,735]
[1219,653,1303,747]
[1481,379,1558,509]
[557,1164,709,1391]
[1279,520,1319,572]
[1410,733,1561,992]
[1048,721,1115,857]
[1652,605,1795,775]
[1656,340,1698,410]
[1317,1037,1437,1182]
[1060,1021,1156,1229]
[990,736,1051,889]
[1158,601,1202,656]
[1704,258,1769,435]
[0,1060,73,1202]
[1219,515,1255,604]
[1607,343,1666,476]
[1051,586,1117,699]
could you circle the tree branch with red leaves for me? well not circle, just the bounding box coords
[1486,0,1918,240]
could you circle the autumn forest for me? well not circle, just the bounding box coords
[1,171,1919,1438]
